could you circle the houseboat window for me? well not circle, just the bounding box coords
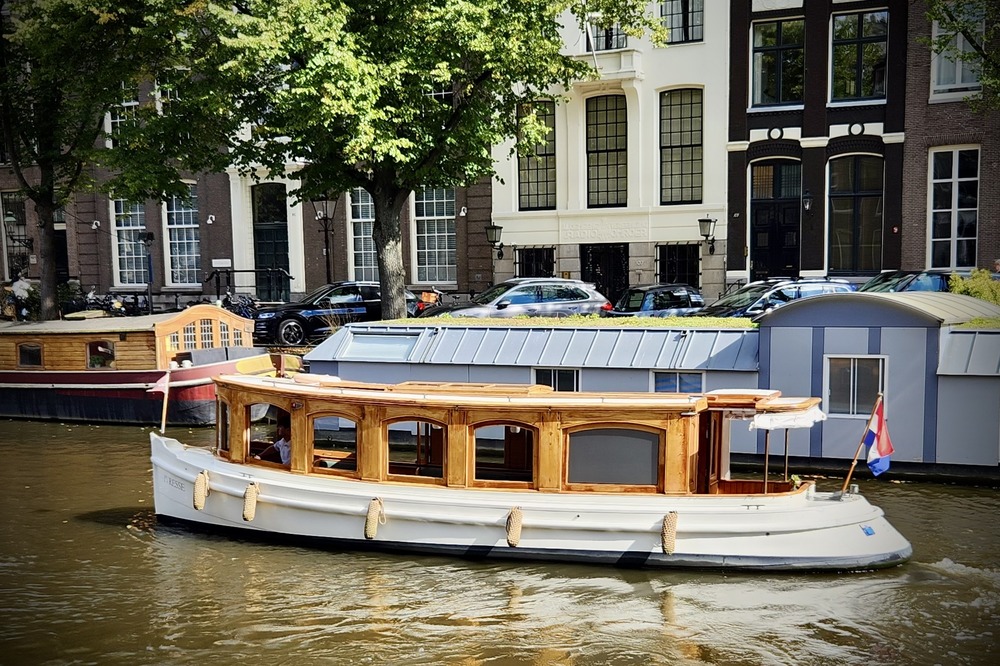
[168,332,179,351]
[535,368,578,391]
[473,424,534,484]
[386,420,445,479]
[220,322,231,346]
[826,356,885,416]
[312,415,358,473]
[248,404,291,465]
[217,401,230,454]
[87,341,116,369]
[654,371,702,393]
[17,343,42,367]
[233,327,243,346]
[200,319,214,348]
[183,323,197,350]
[567,428,659,486]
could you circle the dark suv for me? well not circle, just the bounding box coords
[604,283,705,318]
[858,269,969,293]
[253,281,419,345]
[693,278,855,318]
[419,278,611,318]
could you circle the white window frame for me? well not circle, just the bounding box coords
[110,198,149,287]
[823,354,886,418]
[349,187,378,282]
[164,184,200,287]
[412,187,456,286]
[106,82,139,148]
[927,145,979,269]
[930,19,983,102]
[534,368,579,392]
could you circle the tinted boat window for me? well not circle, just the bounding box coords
[567,428,659,485]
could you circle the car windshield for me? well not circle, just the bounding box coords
[301,285,337,304]
[472,283,516,304]
[707,284,772,309]
[859,273,912,292]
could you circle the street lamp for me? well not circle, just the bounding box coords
[142,231,155,314]
[4,210,33,251]
[312,196,338,284]
[698,216,717,255]
[485,223,504,260]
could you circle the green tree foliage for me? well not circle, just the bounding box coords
[122,0,663,320]
[926,0,1000,110]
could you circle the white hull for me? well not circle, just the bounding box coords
[151,434,912,571]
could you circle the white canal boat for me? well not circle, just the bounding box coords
[150,374,912,571]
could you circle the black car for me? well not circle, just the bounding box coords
[692,277,855,318]
[857,269,969,293]
[253,281,419,345]
[604,283,704,318]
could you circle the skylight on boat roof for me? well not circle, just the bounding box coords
[342,332,419,361]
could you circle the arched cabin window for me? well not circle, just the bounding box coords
[248,404,291,467]
[17,343,42,368]
[472,423,536,486]
[386,419,445,483]
[87,341,116,369]
[312,414,359,475]
[565,427,662,489]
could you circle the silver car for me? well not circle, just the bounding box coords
[419,278,611,318]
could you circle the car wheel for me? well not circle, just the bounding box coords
[277,319,306,346]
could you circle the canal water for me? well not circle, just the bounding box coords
[0,419,997,666]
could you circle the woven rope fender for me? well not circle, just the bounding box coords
[192,470,210,511]
[364,497,385,540]
[506,506,523,547]
[242,482,260,522]
[661,511,679,555]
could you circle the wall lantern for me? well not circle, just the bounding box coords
[485,223,504,260]
[698,216,717,255]
[802,190,813,213]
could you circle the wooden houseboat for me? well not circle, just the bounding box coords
[0,304,273,426]
[150,374,912,571]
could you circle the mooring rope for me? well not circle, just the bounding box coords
[242,482,260,522]
[192,470,210,511]
[661,511,678,555]
[506,506,523,547]
[364,497,386,540]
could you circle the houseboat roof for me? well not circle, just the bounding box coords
[306,324,759,371]
[758,292,1000,327]
[0,304,243,336]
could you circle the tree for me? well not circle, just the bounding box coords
[128,0,664,320]
[926,0,1000,110]
[0,0,185,319]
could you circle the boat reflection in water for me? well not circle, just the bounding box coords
[151,375,911,571]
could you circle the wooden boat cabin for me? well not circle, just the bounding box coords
[216,374,821,496]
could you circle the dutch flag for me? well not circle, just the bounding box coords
[864,399,894,476]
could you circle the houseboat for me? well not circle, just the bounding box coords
[0,304,273,426]
[150,374,912,571]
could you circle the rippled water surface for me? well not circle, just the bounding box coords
[1,420,997,665]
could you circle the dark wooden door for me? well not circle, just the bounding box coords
[750,162,801,282]
[252,183,290,301]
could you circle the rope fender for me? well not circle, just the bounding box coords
[364,497,386,540]
[242,482,260,522]
[193,470,210,511]
[506,506,523,547]
[661,511,679,555]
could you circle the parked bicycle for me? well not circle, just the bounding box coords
[222,290,259,319]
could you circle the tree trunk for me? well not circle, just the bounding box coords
[370,177,412,321]
[33,197,59,320]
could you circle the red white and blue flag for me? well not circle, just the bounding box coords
[864,399,894,476]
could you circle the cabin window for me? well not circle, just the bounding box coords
[17,343,42,368]
[86,341,116,369]
[535,368,578,392]
[825,355,885,416]
[217,401,230,454]
[233,327,243,346]
[654,371,702,393]
[312,415,358,473]
[199,319,214,348]
[183,323,197,350]
[168,332,180,351]
[220,322,230,346]
[566,428,660,486]
[248,404,292,466]
[473,424,535,484]
[386,420,445,480]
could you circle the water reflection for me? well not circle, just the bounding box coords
[1,419,997,665]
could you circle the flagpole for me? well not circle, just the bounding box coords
[159,369,171,434]
[840,392,883,495]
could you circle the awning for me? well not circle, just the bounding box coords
[749,405,827,431]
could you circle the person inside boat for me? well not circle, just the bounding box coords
[254,416,291,465]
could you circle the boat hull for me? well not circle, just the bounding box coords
[151,434,913,571]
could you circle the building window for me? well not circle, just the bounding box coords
[517,101,556,211]
[752,19,804,106]
[661,1,704,44]
[657,244,700,287]
[1,191,29,280]
[108,82,139,147]
[931,20,983,98]
[350,187,378,282]
[828,155,884,273]
[112,198,149,285]
[586,96,627,208]
[516,247,555,278]
[831,11,888,101]
[165,185,200,286]
[929,147,979,269]
[587,24,627,51]
[659,89,702,205]
[535,368,578,392]
[414,187,456,283]
[654,371,703,393]
[87,341,115,369]
[826,356,884,416]
[18,343,42,368]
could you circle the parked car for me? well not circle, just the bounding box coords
[604,283,705,318]
[857,269,969,293]
[692,277,855,318]
[253,281,420,345]
[419,278,611,318]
